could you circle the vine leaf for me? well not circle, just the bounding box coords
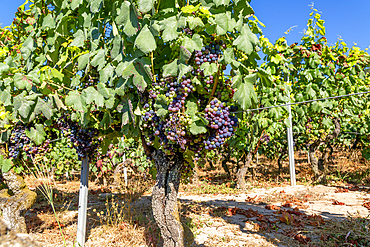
[158,16,178,43]
[117,96,135,127]
[35,98,53,119]
[190,120,207,135]
[134,25,157,54]
[65,91,86,112]
[163,59,179,77]
[187,16,204,30]
[233,24,258,55]
[154,95,168,117]
[13,94,34,119]
[137,0,155,13]
[232,73,257,110]
[115,1,139,37]
[25,124,46,145]
[71,0,83,10]
[90,0,103,13]
[69,29,85,47]
[200,62,218,76]
[0,155,13,173]
[83,87,105,107]
[42,14,56,29]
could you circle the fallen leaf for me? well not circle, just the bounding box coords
[332,200,345,205]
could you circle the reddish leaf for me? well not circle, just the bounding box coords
[363,202,370,210]
[332,200,345,205]
[294,234,311,244]
[265,205,281,210]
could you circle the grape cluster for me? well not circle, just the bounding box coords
[260,134,271,144]
[194,39,225,66]
[57,116,100,159]
[203,99,238,150]
[8,125,51,159]
[8,125,30,159]
[183,27,193,36]
[141,34,240,163]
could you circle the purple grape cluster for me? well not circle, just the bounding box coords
[260,134,271,144]
[8,125,30,159]
[194,40,225,66]
[57,116,100,159]
[183,27,193,36]
[203,99,238,150]
[8,125,51,159]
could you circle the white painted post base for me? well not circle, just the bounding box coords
[76,157,89,247]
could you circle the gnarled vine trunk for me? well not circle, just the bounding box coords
[151,149,193,247]
[236,151,253,190]
[309,118,340,181]
[0,170,37,233]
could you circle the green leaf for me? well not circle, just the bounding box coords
[233,24,258,55]
[117,96,135,126]
[213,0,229,6]
[25,124,46,145]
[115,1,139,37]
[215,13,231,35]
[35,98,53,119]
[181,4,200,13]
[90,49,106,70]
[69,29,85,47]
[185,101,199,121]
[97,83,111,98]
[200,62,218,76]
[154,95,168,117]
[163,59,179,77]
[78,53,90,70]
[234,0,254,18]
[187,16,204,30]
[179,46,192,63]
[71,0,83,10]
[65,91,86,112]
[182,34,203,53]
[190,120,207,135]
[100,112,111,129]
[90,0,103,13]
[42,14,56,29]
[14,73,30,90]
[134,25,157,54]
[99,64,114,83]
[13,94,34,118]
[83,87,105,107]
[158,16,178,43]
[0,63,9,75]
[1,156,13,173]
[137,0,155,13]
[232,73,257,110]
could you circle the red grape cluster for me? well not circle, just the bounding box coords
[8,125,30,159]
[8,125,51,159]
[203,99,238,150]
[194,39,225,66]
[141,36,239,162]
[57,116,100,160]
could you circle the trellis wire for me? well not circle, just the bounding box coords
[231,91,370,114]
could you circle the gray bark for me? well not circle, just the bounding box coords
[236,151,253,190]
[309,118,341,180]
[0,170,37,233]
[151,150,193,247]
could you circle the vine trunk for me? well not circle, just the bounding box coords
[151,150,193,247]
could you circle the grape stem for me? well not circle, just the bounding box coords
[151,52,156,83]
[209,63,221,103]
[140,130,154,159]
[253,129,265,155]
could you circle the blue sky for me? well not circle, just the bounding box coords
[0,0,369,50]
